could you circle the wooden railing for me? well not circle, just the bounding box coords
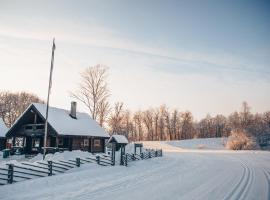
[0,153,113,186]
[122,149,162,166]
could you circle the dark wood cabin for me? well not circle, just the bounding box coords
[6,102,109,154]
[0,118,8,151]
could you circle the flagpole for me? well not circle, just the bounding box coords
[43,38,56,160]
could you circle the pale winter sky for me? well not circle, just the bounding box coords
[0,0,269,120]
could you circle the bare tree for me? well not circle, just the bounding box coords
[142,109,154,140]
[228,112,241,131]
[263,111,270,129]
[170,109,178,140]
[105,101,269,142]
[151,109,159,141]
[122,110,134,140]
[98,100,110,127]
[180,111,194,139]
[71,65,110,125]
[240,101,252,129]
[213,114,227,137]
[133,111,143,141]
[108,102,124,134]
[0,91,44,127]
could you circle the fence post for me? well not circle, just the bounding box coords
[76,158,80,167]
[132,153,135,161]
[111,143,115,166]
[120,155,123,166]
[155,150,158,157]
[7,164,14,184]
[125,154,128,167]
[96,155,100,165]
[48,161,52,176]
[148,151,151,158]
[161,149,163,157]
[140,152,144,160]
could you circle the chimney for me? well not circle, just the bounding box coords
[70,101,77,119]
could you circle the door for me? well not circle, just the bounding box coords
[25,136,32,154]
[63,137,73,151]
[50,137,56,147]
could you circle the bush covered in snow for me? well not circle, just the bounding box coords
[226,130,259,150]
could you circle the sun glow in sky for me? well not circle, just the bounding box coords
[0,0,269,119]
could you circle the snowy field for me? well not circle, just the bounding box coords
[167,137,227,150]
[0,138,270,200]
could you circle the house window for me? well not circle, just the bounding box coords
[33,138,40,148]
[7,138,12,144]
[84,139,89,146]
[36,125,44,130]
[15,137,24,147]
[94,139,101,147]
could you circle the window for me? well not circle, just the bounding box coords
[7,138,12,144]
[36,125,44,130]
[33,138,40,148]
[94,139,101,147]
[84,139,89,146]
[15,137,24,147]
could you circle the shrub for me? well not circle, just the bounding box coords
[226,130,259,150]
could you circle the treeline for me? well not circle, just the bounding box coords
[107,102,270,141]
[1,65,269,142]
[71,65,270,141]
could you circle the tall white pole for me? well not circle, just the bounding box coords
[43,39,56,160]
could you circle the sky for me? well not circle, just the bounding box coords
[0,0,269,120]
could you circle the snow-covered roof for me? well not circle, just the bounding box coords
[108,134,129,144]
[0,118,8,137]
[31,103,109,137]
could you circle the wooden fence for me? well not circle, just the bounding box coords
[0,153,113,186]
[122,149,162,166]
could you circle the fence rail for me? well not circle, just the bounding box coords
[0,153,113,186]
[122,149,162,166]
[0,148,163,185]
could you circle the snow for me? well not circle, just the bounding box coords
[108,134,129,144]
[0,138,270,200]
[0,118,8,137]
[0,150,98,167]
[28,103,109,137]
[167,137,227,150]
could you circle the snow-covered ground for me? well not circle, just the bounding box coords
[0,138,270,200]
[167,137,227,150]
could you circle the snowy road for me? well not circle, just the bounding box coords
[1,142,270,200]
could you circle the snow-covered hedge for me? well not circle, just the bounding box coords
[226,130,259,150]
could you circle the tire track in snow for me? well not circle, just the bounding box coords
[262,169,270,200]
[71,156,185,200]
[222,162,247,200]
[238,161,254,200]
[222,157,254,200]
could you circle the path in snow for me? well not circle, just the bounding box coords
[0,141,270,200]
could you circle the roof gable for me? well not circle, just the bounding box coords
[32,103,109,137]
[108,134,128,144]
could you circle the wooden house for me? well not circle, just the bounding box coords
[6,102,109,154]
[0,118,8,151]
